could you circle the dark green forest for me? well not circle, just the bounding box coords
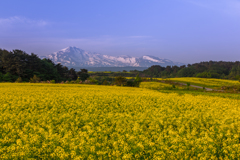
[142,61,240,79]
[0,49,239,83]
[0,49,89,82]
[89,62,240,81]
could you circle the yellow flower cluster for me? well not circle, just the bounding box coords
[166,77,239,88]
[0,83,240,159]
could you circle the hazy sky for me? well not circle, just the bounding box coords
[1,0,240,63]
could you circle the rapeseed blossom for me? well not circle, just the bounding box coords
[0,83,240,159]
[167,77,239,88]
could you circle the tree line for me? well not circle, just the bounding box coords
[0,49,89,82]
[141,61,240,79]
[88,61,240,80]
[1,49,239,83]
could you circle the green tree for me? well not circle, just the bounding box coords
[88,77,99,84]
[176,67,196,77]
[39,59,58,81]
[68,68,77,80]
[15,77,22,83]
[3,72,14,82]
[126,80,135,87]
[196,72,211,78]
[115,76,126,86]
[142,65,165,77]
[0,49,72,82]
[102,80,109,85]
[77,69,89,82]
[229,65,240,79]
[29,75,40,83]
[0,72,3,82]
[134,73,142,87]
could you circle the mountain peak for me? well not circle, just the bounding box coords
[61,46,79,52]
[43,47,183,67]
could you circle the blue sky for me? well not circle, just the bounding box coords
[0,0,240,63]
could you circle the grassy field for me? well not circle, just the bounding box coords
[139,81,173,90]
[140,81,240,100]
[1,83,240,159]
[166,77,240,89]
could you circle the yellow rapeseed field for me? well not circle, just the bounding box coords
[0,83,240,159]
[140,82,173,90]
[167,77,239,88]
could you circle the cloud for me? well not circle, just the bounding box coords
[0,16,48,28]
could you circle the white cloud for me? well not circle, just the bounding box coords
[0,16,48,27]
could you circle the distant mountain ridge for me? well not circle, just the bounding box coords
[41,46,184,67]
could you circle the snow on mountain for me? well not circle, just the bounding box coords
[142,56,162,63]
[41,46,183,67]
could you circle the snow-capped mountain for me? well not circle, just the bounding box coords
[41,46,183,67]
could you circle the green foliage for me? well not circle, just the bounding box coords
[176,67,196,77]
[50,80,55,83]
[1,48,240,83]
[68,68,77,80]
[221,85,240,92]
[102,80,109,85]
[236,86,240,91]
[209,72,220,78]
[115,76,126,86]
[142,65,166,77]
[186,82,190,90]
[76,69,90,82]
[125,80,135,87]
[142,61,239,79]
[15,77,22,83]
[29,75,40,83]
[229,65,240,79]
[0,72,3,82]
[88,77,99,84]
[134,73,142,87]
[0,49,89,83]
[70,80,75,84]
[75,78,81,84]
[196,72,212,78]
[77,73,89,82]
[3,72,15,82]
